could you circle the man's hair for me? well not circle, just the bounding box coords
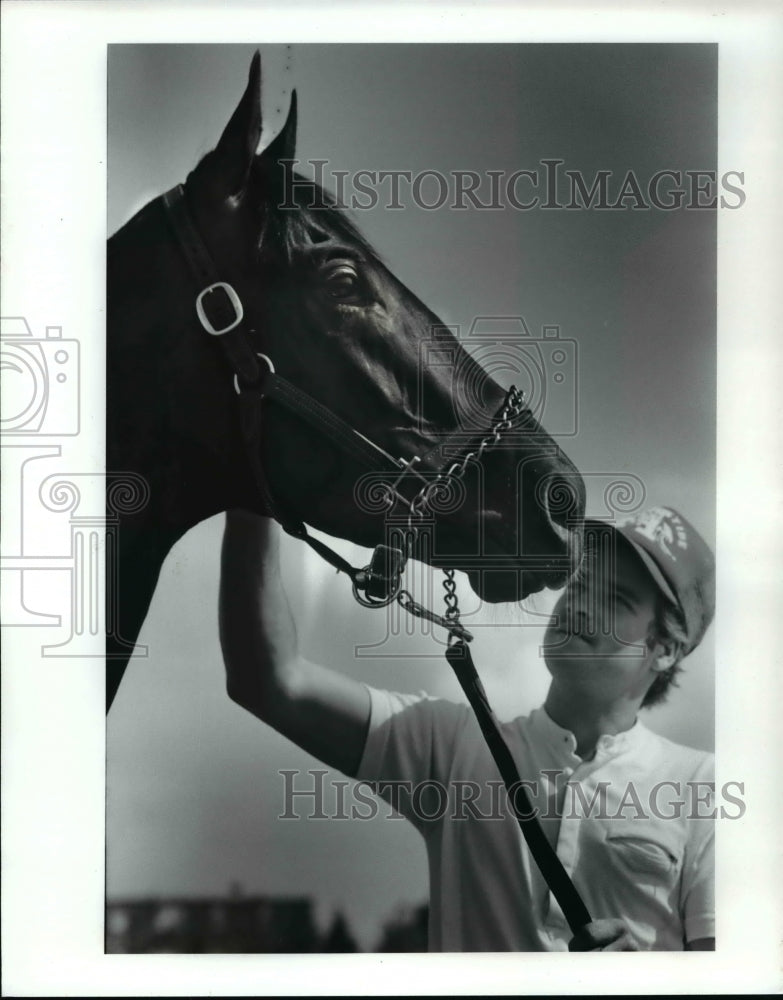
[642,597,689,709]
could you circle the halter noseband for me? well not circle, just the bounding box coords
[161,182,592,936]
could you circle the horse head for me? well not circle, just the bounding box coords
[107,52,585,708]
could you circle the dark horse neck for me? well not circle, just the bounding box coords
[106,197,260,710]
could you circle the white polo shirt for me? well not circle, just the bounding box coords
[356,686,715,952]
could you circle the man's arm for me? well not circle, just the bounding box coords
[219,510,371,777]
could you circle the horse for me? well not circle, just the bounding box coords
[106,51,586,711]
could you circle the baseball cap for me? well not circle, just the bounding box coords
[584,506,715,656]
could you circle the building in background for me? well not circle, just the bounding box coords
[106,887,429,953]
[106,890,322,954]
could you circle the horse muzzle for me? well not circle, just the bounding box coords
[427,457,584,603]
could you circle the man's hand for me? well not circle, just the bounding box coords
[568,919,640,951]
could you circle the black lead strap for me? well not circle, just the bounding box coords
[446,637,591,934]
[162,181,592,939]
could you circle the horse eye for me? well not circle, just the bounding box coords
[324,261,362,302]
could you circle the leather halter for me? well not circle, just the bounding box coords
[161,182,592,936]
[162,182,514,607]
[163,182,437,596]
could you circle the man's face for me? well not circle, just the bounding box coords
[543,537,664,702]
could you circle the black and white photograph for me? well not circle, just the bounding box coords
[2,3,782,996]
[106,40,720,955]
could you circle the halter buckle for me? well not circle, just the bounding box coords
[195,281,244,336]
[352,544,406,606]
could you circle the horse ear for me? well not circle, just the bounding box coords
[263,90,298,166]
[212,50,262,196]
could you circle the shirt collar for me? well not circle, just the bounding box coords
[529,706,650,762]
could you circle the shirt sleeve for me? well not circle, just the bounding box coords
[355,684,470,832]
[680,758,716,944]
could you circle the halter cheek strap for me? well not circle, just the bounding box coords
[162,185,262,388]
[161,181,593,938]
[162,183,495,602]
[162,183,415,589]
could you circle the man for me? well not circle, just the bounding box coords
[220,504,715,952]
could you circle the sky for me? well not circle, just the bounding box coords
[106,43,717,951]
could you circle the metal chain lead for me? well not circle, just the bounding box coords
[398,386,527,641]
[405,386,526,535]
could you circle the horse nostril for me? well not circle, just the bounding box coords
[544,475,581,532]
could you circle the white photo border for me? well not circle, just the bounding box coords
[2,0,782,995]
